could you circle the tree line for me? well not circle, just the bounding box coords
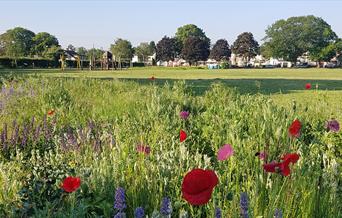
[0,15,341,66]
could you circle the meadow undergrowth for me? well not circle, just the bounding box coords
[0,77,341,217]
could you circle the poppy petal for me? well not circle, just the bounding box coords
[289,119,301,137]
[182,169,218,205]
[180,130,187,142]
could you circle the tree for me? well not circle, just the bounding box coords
[209,39,231,61]
[316,40,342,66]
[45,45,63,60]
[156,36,178,61]
[76,47,88,59]
[32,32,59,57]
[0,27,35,57]
[135,42,154,62]
[87,48,104,60]
[149,41,156,54]
[312,43,336,64]
[66,44,76,51]
[181,36,210,65]
[110,38,134,60]
[232,32,259,61]
[262,15,337,63]
[175,24,210,50]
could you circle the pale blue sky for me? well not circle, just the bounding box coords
[0,0,341,50]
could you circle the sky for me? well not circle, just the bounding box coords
[0,0,341,50]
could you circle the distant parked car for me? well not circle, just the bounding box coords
[262,64,274,69]
[296,63,309,68]
[325,63,336,68]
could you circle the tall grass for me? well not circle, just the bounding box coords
[0,77,341,217]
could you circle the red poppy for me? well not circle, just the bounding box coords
[182,169,218,205]
[136,144,151,155]
[305,83,311,89]
[180,130,187,142]
[150,76,155,80]
[47,109,55,116]
[61,176,81,193]
[263,153,300,176]
[288,119,301,138]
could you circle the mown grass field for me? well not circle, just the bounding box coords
[0,68,341,217]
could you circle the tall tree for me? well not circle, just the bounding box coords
[175,24,210,50]
[87,48,104,60]
[181,36,210,65]
[149,41,156,54]
[135,42,154,62]
[66,44,76,51]
[45,45,63,60]
[232,32,259,60]
[0,27,35,57]
[156,36,178,61]
[209,39,231,61]
[110,38,134,60]
[76,47,88,59]
[262,15,337,63]
[32,32,59,57]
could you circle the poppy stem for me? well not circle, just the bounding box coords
[272,177,287,209]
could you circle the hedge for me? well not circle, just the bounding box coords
[0,57,144,69]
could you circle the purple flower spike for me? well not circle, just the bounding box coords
[215,207,222,218]
[240,192,249,218]
[160,197,172,216]
[114,187,126,211]
[274,208,283,218]
[179,111,190,120]
[134,207,144,218]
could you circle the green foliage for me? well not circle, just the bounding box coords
[262,15,337,62]
[110,38,134,60]
[181,37,210,65]
[220,60,230,69]
[209,39,231,61]
[32,32,59,57]
[156,36,179,61]
[0,76,341,217]
[76,47,88,59]
[0,27,35,58]
[232,32,259,59]
[87,48,104,60]
[175,24,210,49]
[44,84,73,109]
[311,42,336,63]
[135,42,155,62]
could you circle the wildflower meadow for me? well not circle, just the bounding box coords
[0,75,341,217]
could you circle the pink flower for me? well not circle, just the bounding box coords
[217,144,234,161]
[136,144,151,155]
[179,111,190,120]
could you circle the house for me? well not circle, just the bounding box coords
[132,55,140,63]
[230,54,246,67]
[167,58,189,67]
[297,52,317,67]
[132,53,156,65]
[64,50,80,61]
